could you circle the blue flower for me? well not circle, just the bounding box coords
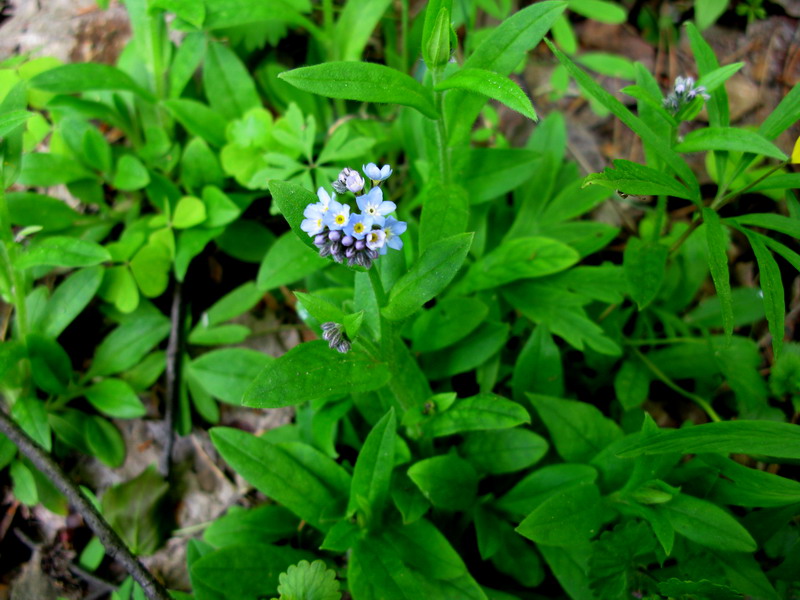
[344,213,374,240]
[315,187,335,212]
[365,228,386,251]
[380,216,407,254]
[356,187,396,226]
[301,202,326,236]
[324,200,350,230]
[363,163,393,182]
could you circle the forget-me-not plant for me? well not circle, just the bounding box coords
[663,76,711,114]
[306,163,406,269]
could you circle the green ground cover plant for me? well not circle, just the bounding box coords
[0,0,799,598]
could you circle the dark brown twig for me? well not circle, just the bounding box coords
[161,279,185,479]
[0,408,172,600]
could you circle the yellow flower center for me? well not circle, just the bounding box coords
[335,214,346,224]
[354,223,365,234]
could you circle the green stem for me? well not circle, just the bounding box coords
[632,347,722,422]
[430,67,450,185]
[367,264,386,307]
[624,337,709,346]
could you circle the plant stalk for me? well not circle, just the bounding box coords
[160,278,185,479]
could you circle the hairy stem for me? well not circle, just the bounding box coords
[0,409,172,600]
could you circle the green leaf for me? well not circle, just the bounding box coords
[411,297,487,353]
[129,242,171,298]
[686,21,730,128]
[268,180,320,252]
[86,416,126,467]
[615,420,800,459]
[188,348,271,405]
[516,482,604,546]
[658,579,743,600]
[29,63,155,101]
[12,397,51,451]
[26,334,69,394]
[279,62,438,119]
[426,393,530,437]
[243,340,391,408]
[203,186,241,227]
[89,312,171,377]
[461,236,579,292]
[568,0,626,22]
[383,233,473,320]
[701,454,800,508]
[203,505,299,547]
[276,560,341,600]
[546,39,700,201]
[461,429,548,474]
[333,0,393,61]
[102,466,169,555]
[349,536,426,600]
[527,393,622,462]
[16,236,110,270]
[446,1,566,142]
[436,68,536,120]
[421,321,510,379]
[759,82,800,140]
[407,453,478,511]
[112,155,151,191]
[675,127,787,160]
[10,461,38,506]
[731,213,800,239]
[41,266,103,338]
[181,138,223,191]
[583,159,694,199]
[461,148,540,204]
[202,42,260,120]
[348,408,396,523]
[5,192,81,231]
[0,109,32,138]
[163,99,227,147]
[257,231,328,291]
[703,208,734,338]
[657,493,756,552]
[211,427,350,530]
[613,358,650,410]
[192,544,315,600]
[84,379,147,419]
[742,228,784,357]
[623,237,668,310]
[172,196,207,229]
[512,325,564,401]
[99,266,140,314]
[497,464,598,517]
[17,153,93,186]
[418,183,469,254]
[187,324,250,346]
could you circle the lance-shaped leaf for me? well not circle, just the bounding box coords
[29,63,156,102]
[243,340,390,407]
[348,408,396,524]
[0,110,32,138]
[583,159,694,199]
[741,229,785,358]
[675,127,787,160]
[436,68,536,120]
[703,208,733,338]
[279,62,438,119]
[211,427,350,531]
[615,420,800,459]
[383,233,473,321]
[623,237,668,310]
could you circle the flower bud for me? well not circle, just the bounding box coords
[328,230,341,242]
[341,235,354,247]
[314,233,327,247]
[355,240,365,251]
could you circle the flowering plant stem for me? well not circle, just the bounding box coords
[431,67,451,185]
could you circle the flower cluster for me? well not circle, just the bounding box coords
[663,76,711,114]
[321,322,350,353]
[301,163,407,269]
